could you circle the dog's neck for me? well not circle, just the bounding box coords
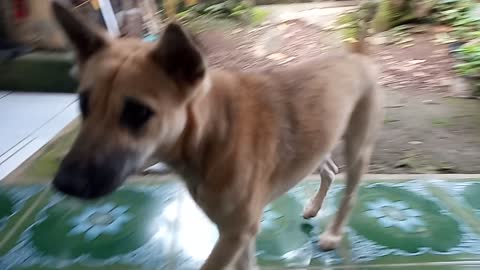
[166,71,238,185]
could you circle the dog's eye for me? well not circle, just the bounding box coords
[121,97,154,133]
[79,92,89,118]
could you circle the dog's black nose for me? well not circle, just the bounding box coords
[53,163,92,198]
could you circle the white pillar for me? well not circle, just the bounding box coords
[98,0,120,36]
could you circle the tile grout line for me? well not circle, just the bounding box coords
[0,91,12,100]
[306,174,480,182]
[143,174,480,184]
[0,136,37,166]
[18,98,79,143]
[0,96,77,160]
[0,188,49,250]
[0,99,79,181]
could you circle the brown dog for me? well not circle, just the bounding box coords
[51,2,383,269]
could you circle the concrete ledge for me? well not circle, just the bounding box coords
[307,173,480,181]
[130,173,480,184]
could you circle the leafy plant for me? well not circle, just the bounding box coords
[178,0,268,25]
[432,0,472,23]
[455,44,480,95]
[432,0,480,95]
[249,7,269,25]
[432,0,480,41]
[455,44,480,76]
[336,11,361,42]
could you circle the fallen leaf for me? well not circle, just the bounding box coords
[400,43,415,48]
[394,159,414,169]
[395,37,414,44]
[395,65,416,72]
[408,141,423,145]
[408,59,426,65]
[413,72,427,77]
[409,26,428,33]
[254,46,267,57]
[279,56,296,65]
[436,166,457,173]
[369,35,389,45]
[422,99,441,105]
[267,53,287,61]
[277,23,289,31]
[433,25,452,33]
[384,104,406,108]
[384,119,400,123]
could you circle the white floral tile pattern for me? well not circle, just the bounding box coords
[365,198,424,233]
[68,203,134,241]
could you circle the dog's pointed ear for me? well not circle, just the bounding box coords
[52,1,107,61]
[152,23,206,86]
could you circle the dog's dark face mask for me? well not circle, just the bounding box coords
[53,90,162,199]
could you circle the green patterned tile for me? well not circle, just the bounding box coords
[0,182,182,270]
[11,265,143,270]
[0,185,46,256]
[169,183,346,269]
[0,185,43,230]
[2,179,480,269]
[331,180,480,268]
[145,180,480,269]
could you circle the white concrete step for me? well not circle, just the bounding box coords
[0,92,79,180]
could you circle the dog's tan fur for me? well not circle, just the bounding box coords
[51,2,383,269]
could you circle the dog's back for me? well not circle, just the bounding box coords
[199,51,380,200]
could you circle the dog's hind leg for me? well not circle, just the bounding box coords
[319,89,382,250]
[201,225,258,270]
[234,240,258,270]
[303,155,338,219]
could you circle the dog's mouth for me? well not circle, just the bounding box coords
[53,167,129,200]
[53,173,124,200]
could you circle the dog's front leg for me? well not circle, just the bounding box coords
[201,226,257,270]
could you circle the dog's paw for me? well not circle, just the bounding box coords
[319,231,342,251]
[302,202,321,219]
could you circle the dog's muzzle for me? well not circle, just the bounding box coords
[52,150,135,199]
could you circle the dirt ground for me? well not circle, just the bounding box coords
[191,19,480,174]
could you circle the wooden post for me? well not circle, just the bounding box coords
[164,0,177,19]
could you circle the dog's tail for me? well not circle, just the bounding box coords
[347,23,369,55]
[347,0,378,55]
